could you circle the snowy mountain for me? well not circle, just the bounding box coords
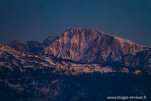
[44,28,151,69]
[1,28,151,74]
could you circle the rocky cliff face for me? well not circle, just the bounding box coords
[44,28,150,66]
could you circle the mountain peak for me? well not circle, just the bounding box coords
[66,27,98,31]
[11,40,18,44]
[60,28,104,42]
[43,35,59,46]
[64,28,102,35]
[45,28,150,63]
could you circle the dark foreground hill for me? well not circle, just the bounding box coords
[0,66,151,101]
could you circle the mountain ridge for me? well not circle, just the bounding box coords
[0,28,151,73]
[44,28,150,65]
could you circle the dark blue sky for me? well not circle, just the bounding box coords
[0,0,151,46]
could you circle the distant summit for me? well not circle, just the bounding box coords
[43,35,59,46]
[45,28,150,66]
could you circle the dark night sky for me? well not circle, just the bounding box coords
[0,0,151,46]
